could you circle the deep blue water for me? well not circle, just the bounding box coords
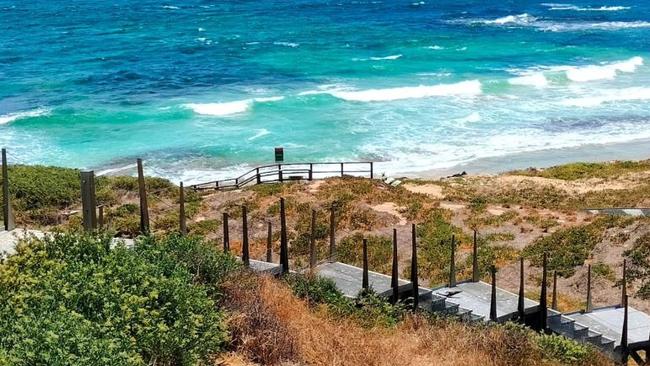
[1,0,650,182]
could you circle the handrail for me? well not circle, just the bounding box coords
[189,161,374,191]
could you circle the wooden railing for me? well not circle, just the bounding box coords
[189,161,374,191]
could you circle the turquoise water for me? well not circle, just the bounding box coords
[1,0,650,182]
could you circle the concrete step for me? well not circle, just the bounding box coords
[584,331,602,347]
[455,307,474,322]
[600,337,616,353]
[469,313,485,322]
[572,323,589,341]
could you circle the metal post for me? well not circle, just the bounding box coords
[586,264,593,313]
[266,222,273,263]
[280,198,289,274]
[472,230,479,282]
[309,163,313,181]
[98,205,104,230]
[490,265,497,321]
[1,148,15,231]
[256,168,261,184]
[552,270,558,310]
[622,295,629,366]
[449,235,457,287]
[411,223,419,310]
[362,238,369,291]
[391,229,399,304]
[622,259,627,307]
[539,252,548,332]
[242,206,249,266]
[309,209,317,269]
[340,162,344,177]
[222,212,230,253]
[329,205,336,261]
[137,158,150,234]
[370,162,374,179]
[179,182,187,236]
[518,257,525,321]
[80,171,97,232]
[278,164,283,182]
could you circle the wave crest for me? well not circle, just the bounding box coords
[320,80,482,102]
[0,108,50,125]
[184,97,284,117]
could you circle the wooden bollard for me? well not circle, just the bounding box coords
[411,223,419,310]
[242,206,249,266]
[551,270,558,310]
[179,182,187,236]
[137,158,150,235]
[329,205,336,261]
[586,264,593,313]
[309,209,316,269]
[490,265,497,321]
[362,238,369,291]
[81,171,97,231]
[266,222,273,263]
[391,229,399,304]
[279,198,289,274]
[1,148,15,231]
[449,235,457,287]
[222,212,230,253]
[539,252,548,332]
[518,257,525,321]
[472,230,479,282]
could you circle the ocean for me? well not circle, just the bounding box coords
[1,0,649,183]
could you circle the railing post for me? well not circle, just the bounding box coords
[137,158,150,235]
[256,168,261,184]
[329,204,336,261]
[370,162,374,179]
[242,206,249,266]
[472,230,479,282]
[490,265,497,321]
[80,171,97,232]
[391,228,399,304]
[266,222,273,263]
[362,238,369,291]
[518,257,525,321]
[1,148,15,231]
[309,163,313,181]
[411,223,419,310]
[539,252,548,332]
[586,264,593,313]
[309,209,317,269]
[449,235,456,287]
[279,198,289,274]
[340,162,344,177]
[278,164,283,182]
[179,182,187,236]
[552,270,558,310]
[222,212,230,253]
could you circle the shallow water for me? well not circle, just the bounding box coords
[1,0,649,182]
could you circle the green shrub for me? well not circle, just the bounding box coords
[337,233,392,274]
[0,233,236,365]
[625,233,650,299]
[511,160,650,181]
[536,334,595,365]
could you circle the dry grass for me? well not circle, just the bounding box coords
[220,272,609,366]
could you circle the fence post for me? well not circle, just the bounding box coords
[340,162,344,177]
[98,205,104,230]
[586,264,593,313]
[411,223,419,310]
[518,257,525,321]
[329,204,336,262]
[539,252,548,332]
[137,158,150,235]
[1,148,15,231]
[266,222,273,263]
[279,198,289,274]
[621,295,629,366]
[472,230,479,282]
[256,168,261,184]
[362,238,369,291]
[81,171,97,232]
[449,235,456,287]
[309,163,313,181]
[490,265,497,321]
[222,212,230,253]
[622,259,627,307]
[179,182,187,236]
[309,209,316,269]
[370,162,374,179]
[278,164,283,182]
[391,229,399,304]
[242,206,249,266]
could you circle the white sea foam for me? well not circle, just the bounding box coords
[508,73,549,88]
[96,163,138,177]
[457,112,481,123]
[561,87,650,107]
[426,45,444,50]
[483,13,538,25]
[161,5,179,10]
[370,54,402,60]
[323,80,482,102]
[0,108,50,125]
[542,3,630,11]
[466,13,650,32]
[564,56,643,82]
[248,129,271,141]
[184,97,284,117]
[273,41,299,48]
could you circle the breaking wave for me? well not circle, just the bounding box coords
[306,80,482,102]
[0,108,50,125]
[184,97,284,117]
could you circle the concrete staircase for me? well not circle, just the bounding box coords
[548,312,616,356]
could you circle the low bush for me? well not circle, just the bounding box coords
[625,233,650,299]
[337,233,392,274]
